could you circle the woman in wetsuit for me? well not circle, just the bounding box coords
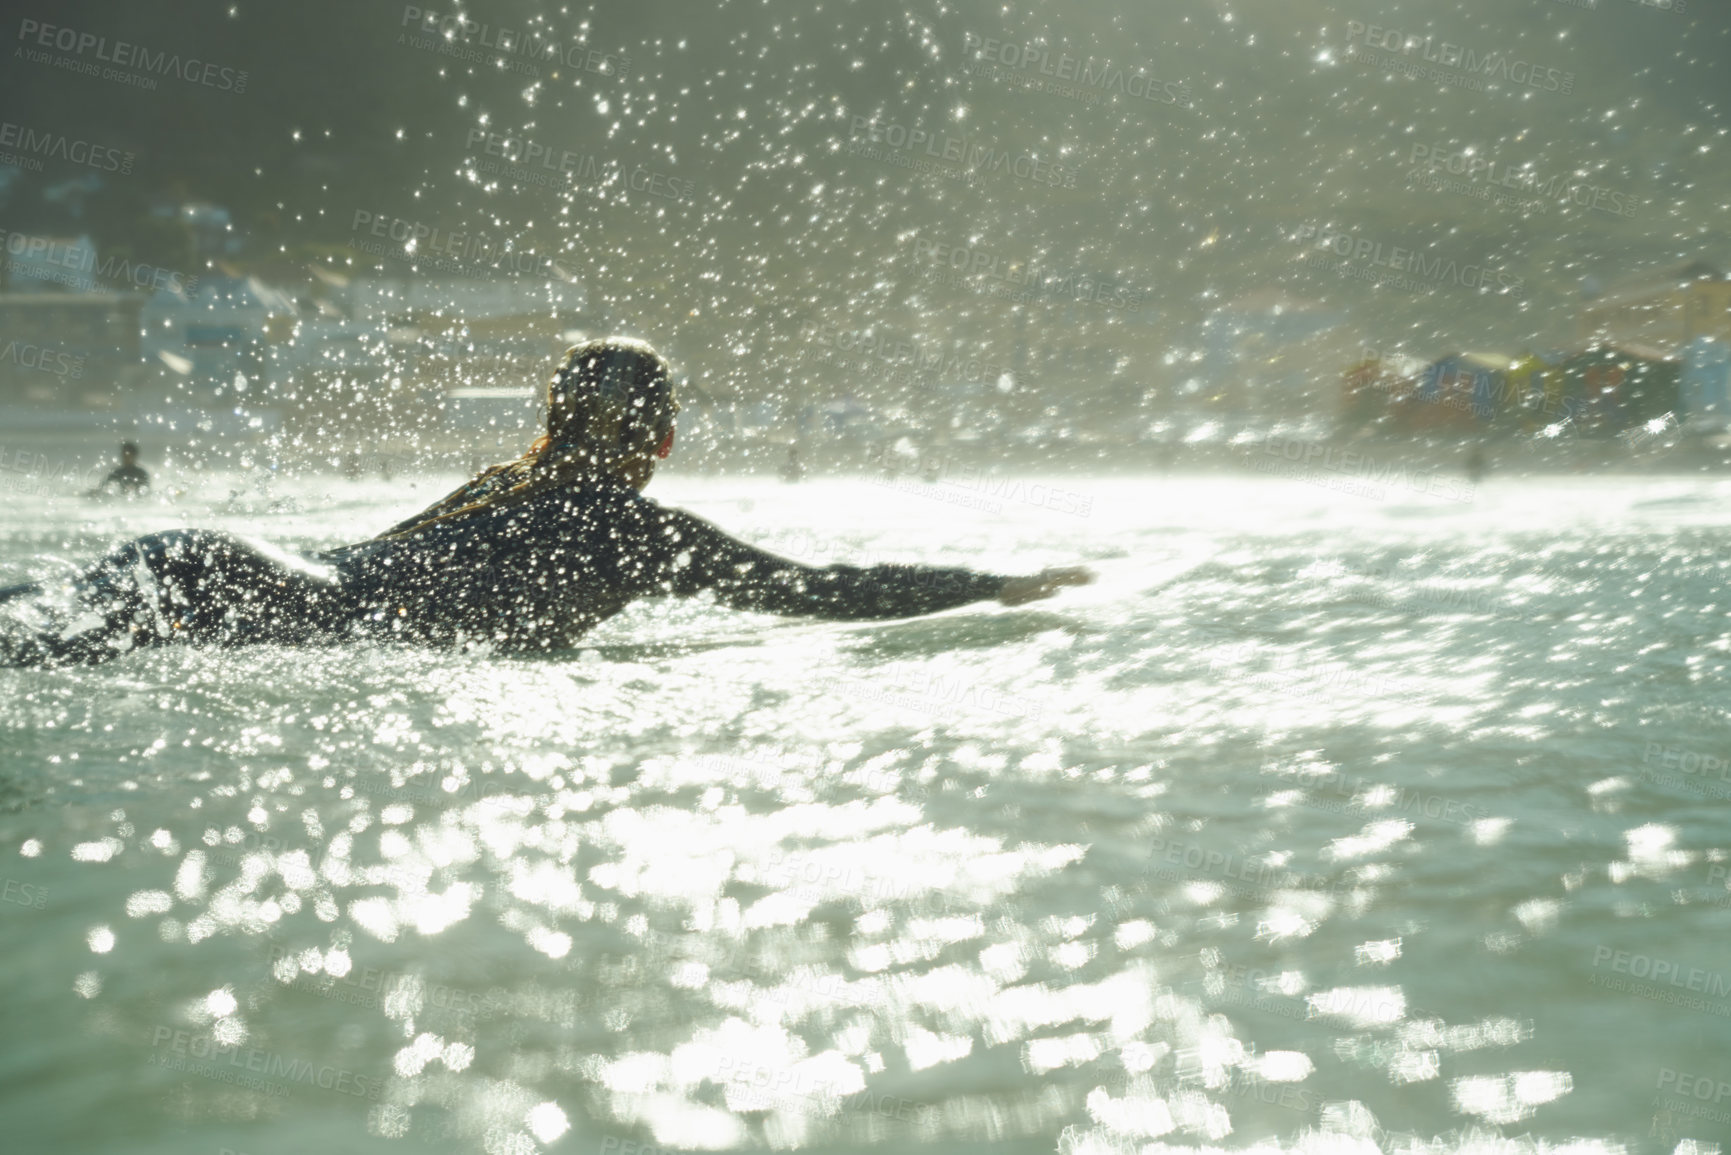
[0,338,1091,667]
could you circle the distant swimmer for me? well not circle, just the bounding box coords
[1,338,1091,667]
[91,441,149,497]
[779,445,805,483]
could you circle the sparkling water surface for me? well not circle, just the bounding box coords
[3,472,1729,1155]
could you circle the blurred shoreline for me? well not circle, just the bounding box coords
[6,405,1731,495]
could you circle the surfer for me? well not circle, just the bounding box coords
[1465,445,1487,485]
[1,338,1091,667]
[90,441,150,497]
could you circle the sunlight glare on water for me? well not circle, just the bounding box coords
[4,473,1730,1153]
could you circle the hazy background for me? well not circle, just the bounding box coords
[10,8,1731,1153]
[2,0,1726,448]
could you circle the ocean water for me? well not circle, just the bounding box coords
[3,470,1730,1155]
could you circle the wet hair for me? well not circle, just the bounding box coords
[535,337,678,472]
[371,337,678,540]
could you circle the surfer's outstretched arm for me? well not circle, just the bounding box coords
[626,503,1087,620]
[998,567,1094,605]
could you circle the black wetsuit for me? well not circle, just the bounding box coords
[100,465,150,495]
[0,479,1007,667]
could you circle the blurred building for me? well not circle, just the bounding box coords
[154,202,243,260]
[1198,292,1346,419]
[0,292,143,404]
[1503,353,1554,430]
[1339,354,1402,434]
[321,276,591,386]
[1343,349,1589,437]
[337,276,585,324]
[1681,337,1731,431]
[1,234,100,293]
[140,274,298,390]
[1578,261,1731,349]
[1554,344,1680,437]
[1395,353,1515,435]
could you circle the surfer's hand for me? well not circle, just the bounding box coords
[998,566,1094,606]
